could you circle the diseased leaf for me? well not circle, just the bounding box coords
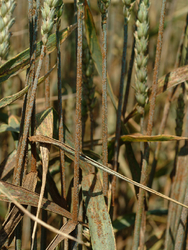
[84,3,117,110]
[46,220,77,250]
[124,65,188,123]
[0,180,82,245]
[0,24,76,83]
[29,135,188,210]
[0,172,38,247]
[0,64,56,109]
[0,179,72,219]
[156,65,188,95]
[82,173,116,250]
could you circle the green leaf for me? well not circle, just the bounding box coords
[0,115,20,135]
[84,3,117,110]
[8,115,20,144]
[0,124,20,133]
[82,173,116,250]
[0,86,29,109]
[0,24,76,83]
[112,210,167,232]
[8,115,20,128]
[0,64,56,109]
[112,213,135,232]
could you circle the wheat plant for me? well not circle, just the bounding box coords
[0,0,188,250]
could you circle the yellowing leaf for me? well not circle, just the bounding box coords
[119,133,188,142]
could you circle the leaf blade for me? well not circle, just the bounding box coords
[0,180,72,219]
[0,24,76,83]
[0,64,56,109]
[82,174,116,250]
[29,135,188,210]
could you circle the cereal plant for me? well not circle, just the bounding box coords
[0,0,188,249]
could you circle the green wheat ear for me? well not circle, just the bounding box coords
[0,0,16,60]
[98,0,111,15]
[41,0,63,45]
[134,0,150,114]
[122,0,135,22]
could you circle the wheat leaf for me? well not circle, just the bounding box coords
[0,24,76,83]
[29,135,188,210]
